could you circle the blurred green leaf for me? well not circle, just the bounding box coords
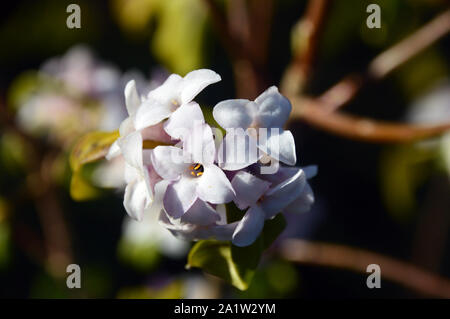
[187,214,286,290]
[380,144,436,220]
[0,198,11,269]
[117,238,161,271]
[117,281,183,299]
[152,0,207,74]
[69,131,119,172]
[69,131,118,201]
[70,170,102,201]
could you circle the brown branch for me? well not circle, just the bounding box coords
[280,239,450,298]
[288,96,450,143]
[318,8,450,112]
[281,0,331,95]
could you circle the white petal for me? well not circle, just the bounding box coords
[163,178,198,218]
[164,102,205,140]
[123,178,152,221]
[148,73,183,103]
[134,98,175,130]
[105,140,121,160]
[180,69,221,104]
[260,129,296,166]
[181,199,220,226]
[232,205,265,247]
[231,171,271,209]
[212,99,252,130]
[183,123,216,166]
[124,80,141,115]
[261,168,306,219]
[119,116,135,136]
[254,86,291,128]
[118,131,143,170]
[218,131,260,170]
[151,146,189,180]
[197,164,235,204]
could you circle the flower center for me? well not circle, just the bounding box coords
[189,163,204,177]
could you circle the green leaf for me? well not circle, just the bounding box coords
[69,131,119,201]
[69,130,119,172]
[70,171,102,201]
[187,213,286,290]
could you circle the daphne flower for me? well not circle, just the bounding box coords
[151,123,235,218]
[213,86,296,170]
[134,69,221,131]
[158,202,239,242]
[230,165,316,246]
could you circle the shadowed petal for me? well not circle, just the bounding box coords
[231,171,271,210]
[232,205,265,247]
[151,146,189,180]
[163,178,198,218]
[181,199,220,226]
[261,168,306,219]
[283,183,314,214]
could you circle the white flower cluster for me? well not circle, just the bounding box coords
[107,69,316,247]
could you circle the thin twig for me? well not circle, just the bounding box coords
[281,0,331,95]
[318,8,450,112]
[288,96,450,143]
[280,239,450,298]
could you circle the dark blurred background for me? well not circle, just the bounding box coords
[0,0,449,298]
